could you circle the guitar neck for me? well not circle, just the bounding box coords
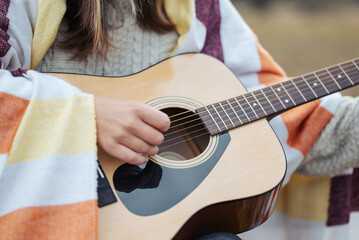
[197,58,359,136]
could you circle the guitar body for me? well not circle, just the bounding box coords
[50,54,286,240]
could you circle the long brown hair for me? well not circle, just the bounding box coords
[61,0,175,59]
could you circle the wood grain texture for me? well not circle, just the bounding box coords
[49,53,286,240]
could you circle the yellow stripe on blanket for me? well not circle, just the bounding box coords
[164,0,194,55]
[275,173,331,222]
[7,95,96,165]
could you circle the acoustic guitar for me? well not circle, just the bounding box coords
[49,53,359,240]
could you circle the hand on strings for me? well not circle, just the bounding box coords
[94,96,170,165]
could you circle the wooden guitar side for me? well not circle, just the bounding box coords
[49,54,286,240]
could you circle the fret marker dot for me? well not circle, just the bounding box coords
[277,88,281,92]
[253,103,257,107]
[338,74,342,78]
[313,82,318,86]
[284,99,289,103]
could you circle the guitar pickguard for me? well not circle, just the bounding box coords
[113,132,230,216]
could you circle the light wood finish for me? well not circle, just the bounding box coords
[49,54,286,239]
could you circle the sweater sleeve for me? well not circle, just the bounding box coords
[296,96,359,176]
[0,0,35,70]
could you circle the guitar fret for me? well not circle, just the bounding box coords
[293,76,316,101]
[290,79,307,102]
[281,80,304,105]
[254,89,275,116]
[212,104,228,130]
[313,72,329,94]
[352,59,359,84]
[219,102,235,127]
[197,58,359,137]
[304,73,329,98]
[251,92,267,115]
[205,106,221,132]
[316,69,341,93]
[266,88,284,111]
[326,69,342,89]
[260,89,277,112]
[339,65,354,85]
[243,95,259,119]
[229,98,250,124]
[302,76,318,98]
[247,93,266,118]
[330,65,354,89]
[341,61,359,85]
[353,60,359,70]
[238,95,258,120]
[280,83,296,105]
[273,83,296,108]
[270,86,286,109]
[270,86,287,109]
[227,99,243,124]
[235,97,251,121]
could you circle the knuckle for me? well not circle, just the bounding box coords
[133,103,144,115]
[103,141,122,160]
[150,146,159,156]
[164,118,171,130]
[137,144,150,154]
[159,115,171,131]
[114,129,125,139]
[123,119,136,132]
[126,154,140,164]
[106,140,117,152]
[128,154,147,165]
[153,133,164,146]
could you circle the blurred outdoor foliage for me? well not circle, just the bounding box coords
[231,0,359,95]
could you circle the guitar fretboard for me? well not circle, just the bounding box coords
[196,58,359,136]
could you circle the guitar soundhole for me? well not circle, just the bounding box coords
[158,107,210,161]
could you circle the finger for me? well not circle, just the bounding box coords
[117,134,159,156]
[139,106,171,132]
[106,141,149,165]
[131,121,165,146]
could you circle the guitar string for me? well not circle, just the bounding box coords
[164,62,359,127]
[157,61,359,150]
[161,65,359,139]
[160,75,359,147]
[157,69,350,152]
[162,65,359,140]
[164,59,359,124]
[159,130,215,151]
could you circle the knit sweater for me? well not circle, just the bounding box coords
[37,0,179,76]
[298,96,359,176]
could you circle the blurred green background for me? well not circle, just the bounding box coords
[231,0,359,96]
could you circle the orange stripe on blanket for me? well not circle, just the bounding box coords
[0,92,29,154]
[0,200,97,240]
[256,42,286,86]
[281,100,334,155]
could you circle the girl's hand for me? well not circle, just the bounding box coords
[94,96,170,165]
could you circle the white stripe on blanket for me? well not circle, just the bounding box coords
[219,0,261,88]
[0,151,97,217]
[0,70,33,99]
[0,154,7,180]
[24,70,89,99]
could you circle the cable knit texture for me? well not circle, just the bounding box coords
[297,96,359,176]
[37,1,179,76]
